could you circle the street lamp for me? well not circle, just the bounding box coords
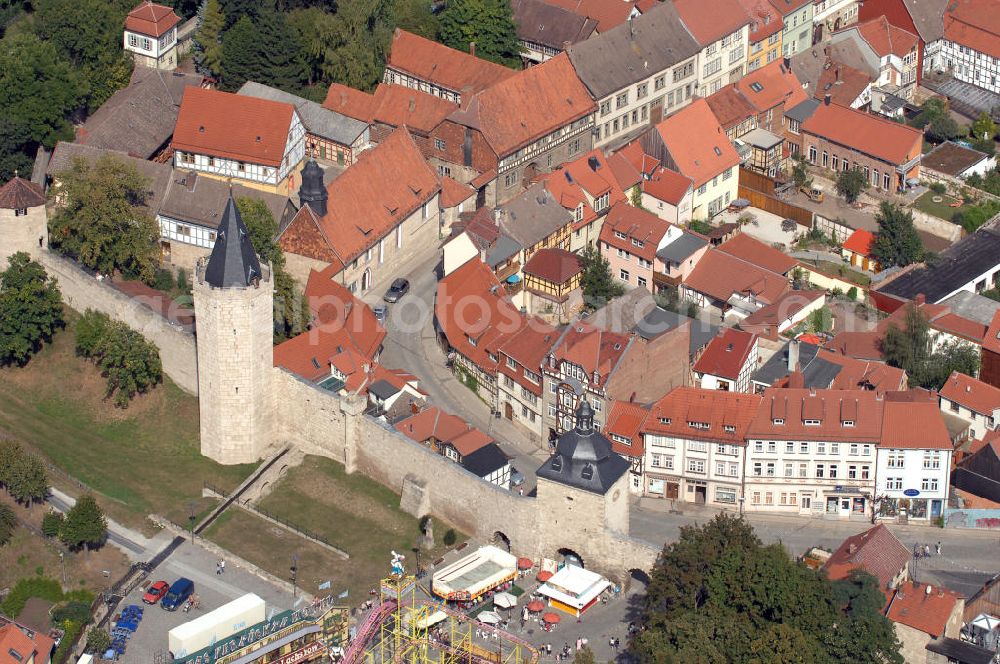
[291,553,299,602]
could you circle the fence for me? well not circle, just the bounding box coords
[738,168,814,227]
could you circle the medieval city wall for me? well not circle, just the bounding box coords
[39,251,199,394]
[271,368,350,464]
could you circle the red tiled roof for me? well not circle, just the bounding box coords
[552,321,630,382]
[449,53,595,158]
[279,129,440,267]
[738,0,783,42]
[684,248,790,305]
[984,310,1000,356]
[606,151,642,192]
[598,202,670,263]
[882,395,952,449]
[740,289,824,338]
[395,406,494,456]
[842,228,875,256]
[125,1,180,37]
[819,349,907,392]
[323,83,378,120]
[718,232,798,274]
[540,0,641,32]
[939,371,1000,416]
[0,176,45,209]
[673,0,751,45]
[886,581,962,637]
[766,0,811,17]
[693,328,757,380]
[440,176,475,208]
[815,62,874,107]
[387,29,515,95]
[437,259,526,375]
[322,83,458,134]
[943,0,1000,59]
[498,321,558,395]
[852,15,919,57]
[541,149,629,230]
[654,98,742,188]
[825,330,885,361]
[606,400,649,458]
[643,386,761,443]
[523,247,582,284]
[615,142,660,178]
[0,620,55,664]
[801,102,923,165]
[706,85,759,131]
[642,167,692,206]
[304,264,386,359]
[735,60,809,112]
[748,387,884,441]
[823,524,910,589]
[172,87,295,167]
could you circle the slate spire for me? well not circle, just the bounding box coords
[203,194,263,288]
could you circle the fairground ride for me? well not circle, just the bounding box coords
[342,573,539,664]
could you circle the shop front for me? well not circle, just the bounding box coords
[645,473,680,500]
[823,488,868,518]
[877,493,944,521]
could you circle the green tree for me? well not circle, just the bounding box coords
[85,628,112,655]
[59,494,107,551]
[33,0,134,111]
[0,252,65,367]
[573,646,596,664]
[74,309,110,359]
[0,504,15,546]
[809,306,832,333]
[220,15,265,90]
[439,0,521,67]
[237,198,309,341]
[254,7,308,91]
[791,154,812,188]
[6,452,49,506]
[971,112,997,142]
[392,0,439,39]
[881,303,930,379]
[870,202,922,268]
[0,31,86,181]
[96,321,163,408]
[48,154,160,283]
[922,342,980,391]
[578,245,624,310]
[0,438,22,489]
[42,511,65,538]
[194,0,226,76]
[835,168,868,203]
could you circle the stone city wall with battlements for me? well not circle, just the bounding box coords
[270,366,658,578]
[38,251,199,394]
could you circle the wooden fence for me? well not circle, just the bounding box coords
[738,185,814,227]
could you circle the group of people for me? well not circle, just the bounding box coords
[216,559,226,574]
[914,541,943,558]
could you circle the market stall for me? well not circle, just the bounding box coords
[431,545,518,606]
[537,566,610,617]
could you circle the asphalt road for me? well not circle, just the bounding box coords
[373,251,547,493]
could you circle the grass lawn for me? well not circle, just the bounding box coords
[0,311,255,531]
[913,190,963,221]
[801,259,871,287]
[241,455,465,598]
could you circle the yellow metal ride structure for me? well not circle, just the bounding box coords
[356,573,539,664]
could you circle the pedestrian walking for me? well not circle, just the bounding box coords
[614,637,620,651]
[216,561,222,575]
[220,560,226,574]
[924,544,931,558]
[576,637,581,651]
[936,541,942,556]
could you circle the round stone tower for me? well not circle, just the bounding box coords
[193,194,274,464]
[0,175,48,266]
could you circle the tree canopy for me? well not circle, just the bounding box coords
[59,493,107,551]
[870,202,922,268]
[75,310,163,408]
[635,514,903,664]
[439,0,521,67]
[578,245,624,311]
[881,303,980,390]
[0,503,15,546]
[835,168,867,203]
[48,154,160,283]
[0,252,65,366]
[0,439,50,506]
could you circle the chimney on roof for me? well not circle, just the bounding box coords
[588,155,600,172]
[848,543,857,554]
[563,41,572,51]
[915,293,926,305]
[835,66,841,82]
[787,339,800,372]
[469,41,476,57]
[789,368,804,389]
[783,56,791,70]
[824,94,831,105]
[925,584,933,596]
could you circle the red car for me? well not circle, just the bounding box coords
[142,581,170,605]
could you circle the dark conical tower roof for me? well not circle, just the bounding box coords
[535,400,629,494]
[203,195,263,288]
[298,159,327,217]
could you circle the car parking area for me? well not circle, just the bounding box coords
[102,541,295,662]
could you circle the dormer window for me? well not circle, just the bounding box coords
[614,231,627,240]
[803,419,821,426]
[574,204,584,223]
[842,420,855,427]
[659,417,671,425]
[631,238,644,248]
[580,463,594,480]
[688,421,709,430]
[14,208,27,216]
[468,335,477,347]
[723,424,736,433]
[772,418,784,425]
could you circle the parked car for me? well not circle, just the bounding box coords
[373,304,388,325]
[383,278,410,303]
[142,580,170,605]
[160,578,194,611]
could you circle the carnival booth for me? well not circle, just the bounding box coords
[537,566,610,617]
[431,546,518,608]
